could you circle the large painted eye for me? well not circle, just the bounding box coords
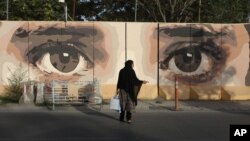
[168,47,212,76]
[160,41,227,84]
[172,47,202,73]
[50,44,82,73]
[27,41,93,76]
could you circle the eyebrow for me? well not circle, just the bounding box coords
[34,26,98,37]
[159,27,226,37]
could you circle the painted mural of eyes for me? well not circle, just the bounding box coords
[27,41,93,76]
[160,41,227,83]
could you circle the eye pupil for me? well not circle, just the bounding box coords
[59,52,76,63]
[174,47,201,72]
[50,46,80,73]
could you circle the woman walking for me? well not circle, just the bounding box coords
[116,60,148,123]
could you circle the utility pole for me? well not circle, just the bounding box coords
[135,0,138,22]
[6,0,8,20]
[198,0,201,22]
[59,0,67,22]
[64,3,67,22]
[72,0,76,21]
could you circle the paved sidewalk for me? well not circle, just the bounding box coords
[1,100,249,141]
[0,100,250,112]
[101,100,250,112]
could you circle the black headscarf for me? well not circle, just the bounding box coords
[125,60,133,68]
[117,60,143,105]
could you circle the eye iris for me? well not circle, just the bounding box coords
[50,46,80,73]
[174,47,201,72]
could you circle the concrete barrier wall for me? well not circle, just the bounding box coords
[0,21,250,100]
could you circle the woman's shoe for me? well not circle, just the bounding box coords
[127,120,132,123]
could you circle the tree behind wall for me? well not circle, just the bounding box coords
[66,0,250,23]
[0,0,249,23]
[0,0,64,21]
[200,0,249,23]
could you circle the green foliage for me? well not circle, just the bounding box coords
[0,0,64,21]
[200,0,249,23]
[4,64,28,102]
[0,95,17,104]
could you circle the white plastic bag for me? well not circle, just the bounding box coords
[110,95,120,111]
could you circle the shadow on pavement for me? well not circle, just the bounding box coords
[181,100,250,115]
[72,104,119,121]
[70,104,165,141]
[137,97,250,116]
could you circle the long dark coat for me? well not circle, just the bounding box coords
[117,66,143,106]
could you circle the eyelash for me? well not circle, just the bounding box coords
[27,41,93,75]
[160,40,227,84]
